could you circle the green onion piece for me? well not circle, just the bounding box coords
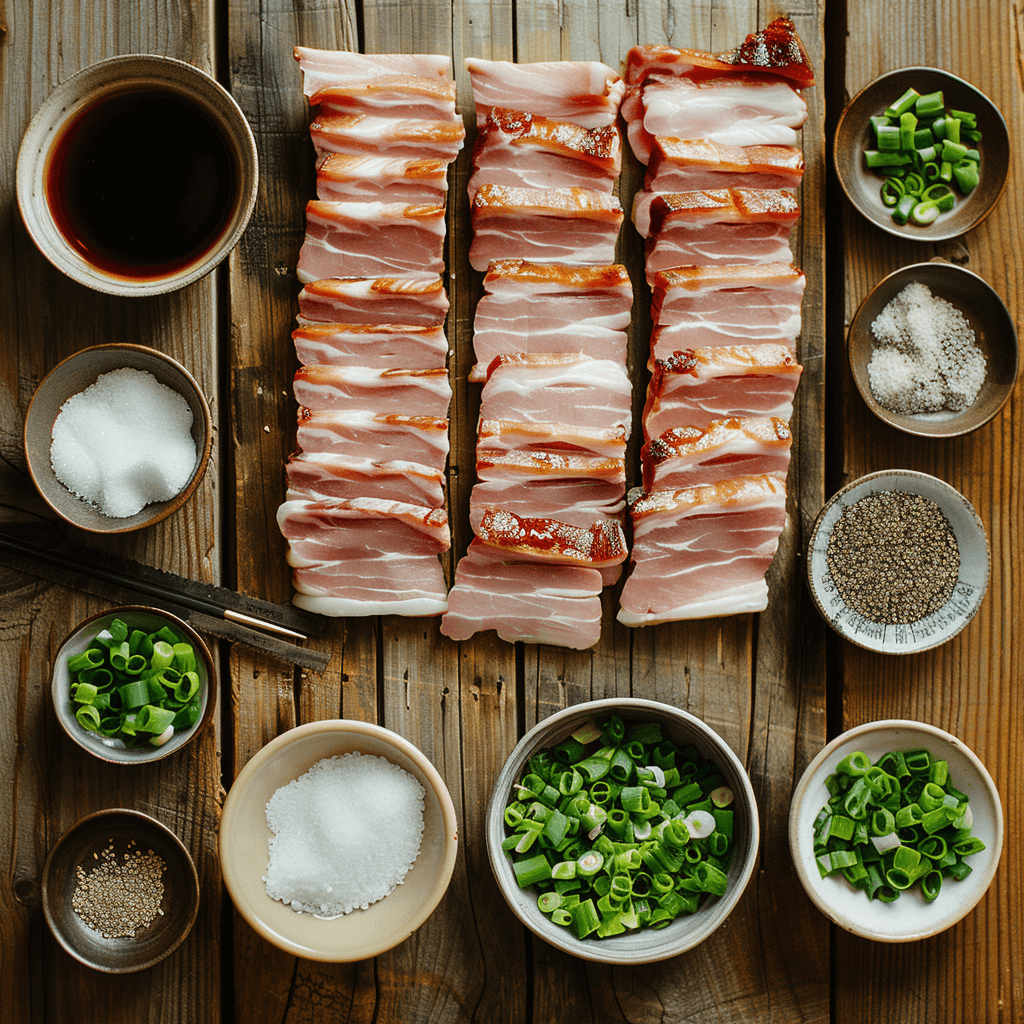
[836,751,872,776]
[865,149,912,168]
[910,202,941,226]
[945,117,961,144]
[75,705,102,731]
[892,193,917,225]
[920,869,943,902]
[875,125,901,151]
[950,108,977,128]
[513,854,552,888]
[133,705,176,734]
[954,161,980,194]
[885,87,921,118]
[952,837,986,857]
[899,111,918,149]
[150,640,175,672]
[914,90,945,119]
[912,127,935,148]
[570,899,601,939]
[963,129,982,143]
[941,140,969,164]
[117,679,151,710]
[537,891,562,913]
[67,648,106,674]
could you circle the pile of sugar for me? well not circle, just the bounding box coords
[264,752,426,916]
[50,367,198,518]
[867,282,986,415]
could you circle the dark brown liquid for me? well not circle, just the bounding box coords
[47,87,238,278]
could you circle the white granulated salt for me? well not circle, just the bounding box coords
[264,752,426,917]
[50,367,198,518]
[867,282,986,415]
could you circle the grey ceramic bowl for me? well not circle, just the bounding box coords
[51,605,216,764]
[17,53,258,296]
[42,808,200,972]
[24,343,212,533]
[486,698,759,964]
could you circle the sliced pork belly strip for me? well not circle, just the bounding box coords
[476,508,627,568]
[633,188,800,238]
[309,112,466,162]
[440,539,603,648]
[642,344,802,437]
[469,478,625,533]
[291,568,448,618]
[292,323,448,370]
[296,410,449,469]
[617,473,788,625]
[286,453,445,507]
[297,201,446,283]
[293,365,451,418]
[315,154,449,204]
[477,419,627,461]
[297,275,449,327]
[641,416,792,492]
[471,325,626,381]
[465,58,625,128]
[469,185,623,271]
[646,138,804,192]
[295,47,452,95]
[479,354,632,436]
[469,109,621,197]
[307,75,457,120]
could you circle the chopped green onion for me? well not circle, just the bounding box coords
[885,87,921,118]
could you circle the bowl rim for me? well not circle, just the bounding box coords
[41,807,200,972]
[846,260,1018,437]
[16,52,259,297]
[219,718,460,962]
[833,65,1009,241]
[485,697,760,964]
[788,719,1004,942]
[23,341,213,533]
[50,604,217,763]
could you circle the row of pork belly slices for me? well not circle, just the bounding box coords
[277,48,465,616]
[616,18,814,626]
[440,59,633,649]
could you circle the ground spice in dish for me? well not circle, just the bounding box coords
[71,840,166,938]
[825,490,960,624]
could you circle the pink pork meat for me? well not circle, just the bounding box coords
[646,137,805,193]
[469,185,623,271]
[465,58,625,128]
[617,473,788,625]
[294,47,453,95]
[471,260,632,380]
[277,497,450,617]
[641,416,792,492]
[477,419,627,462]
[295,410,449,470]
[315,154,449,204]
[297,275,449,327]
[440,538,604,648]
[291,323,448,370]
[286,453,444,507]
[297,200,446,283]
[293,365,451,418]
[309,111,466,162]
[642,344,803,437]
[306,75,457,121]
[475,508,627,569]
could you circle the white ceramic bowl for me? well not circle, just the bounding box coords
[789,720,1002,942]
[807,470,990,654]
[486,698,759,964]
[219,720,458,962]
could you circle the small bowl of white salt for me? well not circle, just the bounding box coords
[23,343,212,532]
[847,260,1017,438]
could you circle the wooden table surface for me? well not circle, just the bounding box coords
[1,1,1021,1022]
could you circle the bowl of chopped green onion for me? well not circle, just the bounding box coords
[789,720,1002,942]
[834,67,1009,240]
[51,606,216,764]
[486,698,759,964]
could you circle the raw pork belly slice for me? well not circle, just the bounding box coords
[440,539,604,648]
[649,263,805,355]
[277,497,449,617]
[298,275,449,327]
[297,201,445,283]
[465,58,625,128]
[477,419,627,461]
[641,416,792,492]
[646,137,804,192]
[286,453,444,507]
[469,108,621,197]
[316,154,449,204]
[291,323,448,370]
[479,353,632,436]
[617,473,788,625]
[295,47,452,94]
[642,344,803,436]
[469,185,623,271]
[309,112,466,161]
[476,508,627,568]
[471,260,632,379]
[307,75,457,120]
[296,410,449,470]
[293,365,451,418]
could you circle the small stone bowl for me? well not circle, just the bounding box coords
[23,343,213,533]
[834,67,1009,241]
[41,808,200,972]
[17,53,258,296]
[51,605,216,764]
[807,470,990,654]
[848,261,1018,437]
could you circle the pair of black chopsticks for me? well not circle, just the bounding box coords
[0,527,331,673]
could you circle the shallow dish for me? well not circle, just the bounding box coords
[42,808,199,972]
[486,698,759,964]
[789,720,1002,942]
[219,720,458,962]
[807,470,989,654]
[24,343,213,533]
[51,605,215,764]
[835,67,1009,240]
[848,261,1017,437]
